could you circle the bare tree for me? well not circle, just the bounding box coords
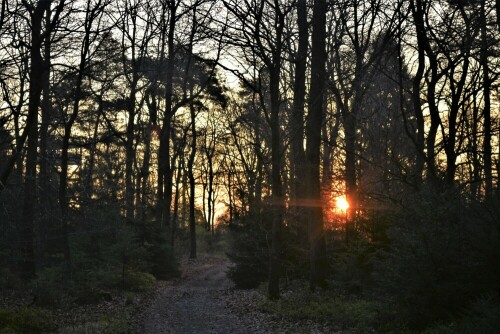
[289,0,308,248]
[222,0,291,300]
[306,0,327,290]
[20,0,66,279]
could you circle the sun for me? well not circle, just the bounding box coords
[336,196,349,212]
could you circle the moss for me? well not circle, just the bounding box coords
[0,307,56,333]
[122,271,156,291]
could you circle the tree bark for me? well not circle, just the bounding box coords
[38,5,52,265]
[267,1,285,300]
[481,0,493,198]
[158,2,177,228]
[188,101,197,259]
[290,0,308,249]
[59,0,100,277]
[307,0,327,291]
[20,0,53,279]
[409,0,441,183]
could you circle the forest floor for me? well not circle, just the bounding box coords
[139,254,342,334]
[0,253,345,333]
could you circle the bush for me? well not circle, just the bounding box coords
[226,217,270,289]
[454,296,500,333]
[0,307,56,333]
[258,290,379,330]
[133,223,179,280]
[226,208,306,289]
[374,188,500,330]
[330,238,379,295]
[31,267,66,307]
[121,271,156,291]
[0,267,19,290]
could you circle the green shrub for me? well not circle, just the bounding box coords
[331,238,380,295]
[0,268,19,290]
[226,207,305,289]
[31,267,66,307]
[454,296,500,333]
[258,290,379,330]
[73,285,113,305]
[375,188,499,330]
[0,307,56,333]
[226,216,270,289]
[121,271,156,291]
[137,225,179,280]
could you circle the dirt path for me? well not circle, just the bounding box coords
[142,256,254,333]
[141,255,342,334]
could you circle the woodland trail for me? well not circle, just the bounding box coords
[141,255,253,334]
[141,254,341,334]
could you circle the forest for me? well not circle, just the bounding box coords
[0,0,499,332]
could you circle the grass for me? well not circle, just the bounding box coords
[0,307,56,333]
[257,286,381,331]
[58,310,131,334]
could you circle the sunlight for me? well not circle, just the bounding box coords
[336,196,349,212]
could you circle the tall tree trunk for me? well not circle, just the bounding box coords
[227,162,234,225]
[470,99,480,199]
[290,0,308,249]
[158,2,177,228]
[85,98,102,200]
[343,106,357,224]
[139,125,151,220]
[59,0,97,277]
[268,63,284,300]
[267,2,285,299]
[481,0,493,198]
[125,71,139,219]
[188,101,197,259]
[207,146,215,238]
[21,0,52,279]
[124,7,139,220]
[142,89,158,220]
[409,0,433,184]
[125,71,137,220]
[307,0,327,291]
[399,2,423,185]
[38,5,52,265]
[171,157,183,247]
[181,161,188,228]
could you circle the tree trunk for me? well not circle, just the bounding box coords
[158,2,177,228]
[290,0,308,249]
[171,157,183,247]
[267,3,285,298]
[38,5,52,265]
[481,0,493,198]
[125,75,137,220]
[85,98,102,200]
[306,0,327,291]
[188,101,197,259]
[409,0,435,184]
[20,0,52,279]
[268,64,284,300]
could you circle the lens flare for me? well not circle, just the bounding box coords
[336,196,349,212]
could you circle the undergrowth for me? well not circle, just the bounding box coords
[0,307,56,333]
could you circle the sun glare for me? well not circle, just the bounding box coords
[336,196,349,212]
